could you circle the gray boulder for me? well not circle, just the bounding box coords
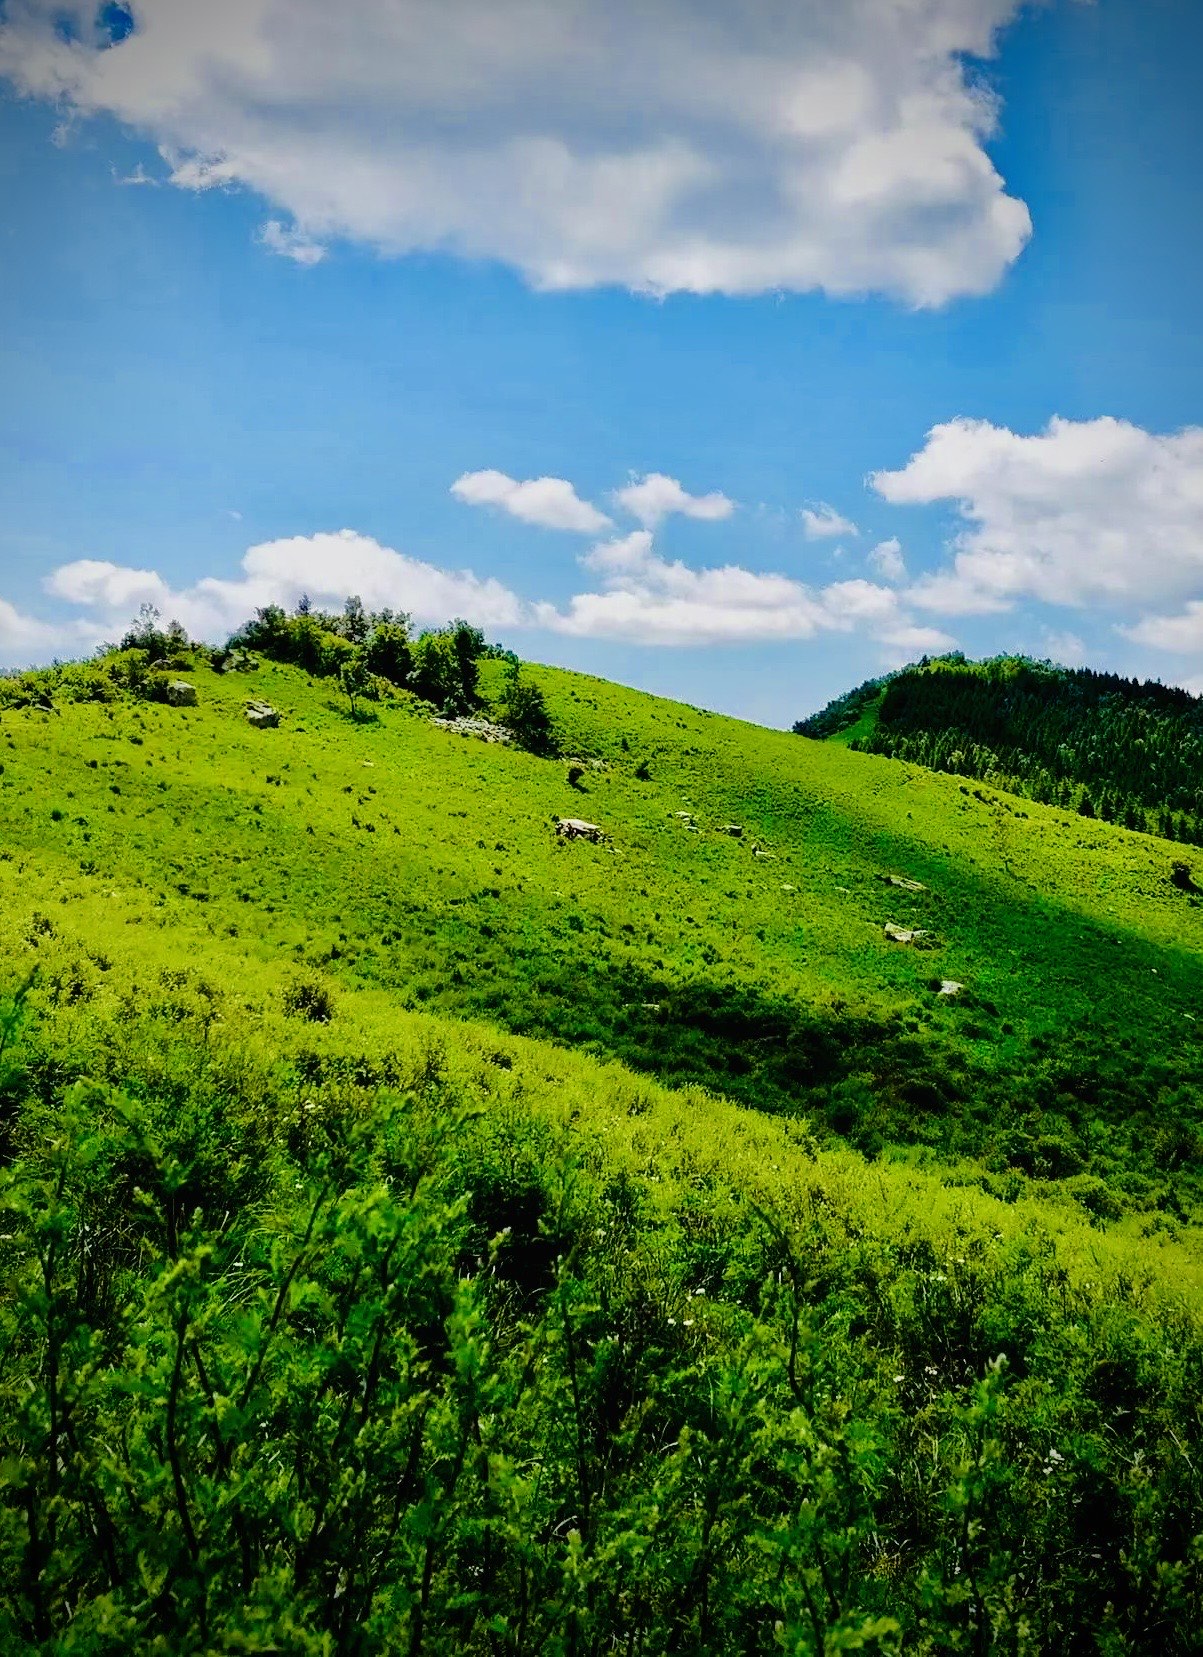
[165,680,197,708]
[245,700,280,729]
[884,922,931,944]
[556,817,605,843]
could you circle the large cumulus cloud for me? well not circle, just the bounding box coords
[1,0,1032,304]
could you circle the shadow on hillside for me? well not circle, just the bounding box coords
[454,926,1203,1192]
[475,959,972,1158]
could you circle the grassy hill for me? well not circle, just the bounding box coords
[3,639,1203,1649]
[5,649,1202,1197]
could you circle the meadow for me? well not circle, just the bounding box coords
[1,633,1202,1650]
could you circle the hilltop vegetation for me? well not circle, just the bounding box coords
[796,654,1203,844]
[2,613,1203,1649]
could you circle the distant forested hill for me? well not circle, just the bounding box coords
[796,654,1203,842]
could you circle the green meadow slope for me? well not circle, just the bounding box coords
[3,653,1201,1203]
[3,648,1203,1650]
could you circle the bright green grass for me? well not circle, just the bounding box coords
[822,687,884,748]
[5,652,1203,1648]
[2,652,1201,1205]
[5,853,1202,1316]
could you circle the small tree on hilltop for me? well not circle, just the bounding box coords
[362,617,412,688]
[410,632,460,711]
[451,619,485,708]
[121,602,185,659]
[339,652,372,717]
[342,594,370,643]
[503,664,557,756]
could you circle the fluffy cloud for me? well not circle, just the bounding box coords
[0,0,1032,304]
[537,529,952,649]
[6,521,955,668]
[801,503,859,540]
[451,470,611,533]
[873,416,1203,617]
[0,596,101,670]
[1123,605,1203,654]
[613,474,735,528]
[39,530,524,642]
[867,536,906,581]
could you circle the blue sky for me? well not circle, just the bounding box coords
[1,0,1202,724]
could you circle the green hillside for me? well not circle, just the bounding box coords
[3,635,1203,1650]
[4,647,1202,1198]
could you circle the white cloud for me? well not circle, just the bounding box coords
[867,536,906,581]
[580,530,657,576]
[0,596,101,670]
[40,530,524,642]
[1124,604,1203,655]
[801,503,859,540]
[258,218,327,265]
[1040,628,1086,667]
[877,622,959,662]
[115,161,159,186]
[451,470,611,533]
[7,521,956,669]
[613,474,735,528]
[0,0,1033,304]
[873,416,1203,619]
[537,529,952,649]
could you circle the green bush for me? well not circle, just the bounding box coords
[1,989,1202,1652]
[501,665,558,757]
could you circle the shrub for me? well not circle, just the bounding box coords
[502,666,558,757]
[283,977,335,1022]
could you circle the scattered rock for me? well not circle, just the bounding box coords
[884,922,931,944]
[245,700,280,729]
[722,824,744,838]
[165,680,197,708]
[882,873,926,892]
[432,716,513,743]
[781,883,796,892]
[220,649,259,673]
[1171,860,1199,893]
[556,817,606,843]
[937,980,964,997]
[673,811,695,821]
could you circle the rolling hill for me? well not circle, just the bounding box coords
[2,631,1203,1650]
[796,654,1203,843]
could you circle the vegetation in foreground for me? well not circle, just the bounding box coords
[2,611,1202,1649]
